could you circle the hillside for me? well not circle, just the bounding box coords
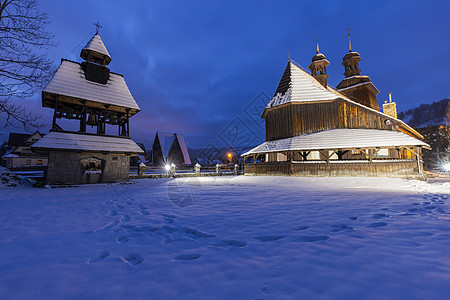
[398,99,449,128]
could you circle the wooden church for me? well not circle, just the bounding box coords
[32,31,144,184]
[242,35,429,179]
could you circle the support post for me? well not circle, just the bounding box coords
[80,105,86,132]
[52,99,59,130]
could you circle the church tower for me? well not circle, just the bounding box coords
[308,40,330,88]
[336,30,380,111]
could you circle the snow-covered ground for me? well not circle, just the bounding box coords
[1,176,449,299]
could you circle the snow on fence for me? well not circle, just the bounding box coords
[130,163,242,179]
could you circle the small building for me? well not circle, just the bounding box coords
[32,32,143,184]
[152,131,191,167]
[1,131,48,169]
[242,37,429,179]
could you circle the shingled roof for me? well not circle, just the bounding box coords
[32,131,144,154]
[81,33,111,65]
[243,129,429,156]
[266,60,339,109]
[43,59,139,111]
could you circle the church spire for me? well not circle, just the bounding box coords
[347,26,352,52]
[341,29,361,78]
[80,32,111,66]
[337,29,380,111]
[308,38,330,88]
[316,37,320,54]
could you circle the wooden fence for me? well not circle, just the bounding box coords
[244,159,424,179]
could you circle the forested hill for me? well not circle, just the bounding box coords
[398,99,449,128]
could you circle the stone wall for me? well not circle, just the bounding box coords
[46,151,130,185]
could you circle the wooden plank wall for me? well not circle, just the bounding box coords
[265,99,393,141]
[244,161,421,179]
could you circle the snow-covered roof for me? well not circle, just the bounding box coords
[337,81,380,94]
[156,132,191,165]
[266,61,339,108]
[242,129,429,156]
[175,133,192,165]
[158,132,176,160]
[1,149,19,158]
[43,60,139,111]
[82,33,111,61]
[32,131,144,154]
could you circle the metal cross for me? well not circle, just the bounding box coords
[93,22,102,33]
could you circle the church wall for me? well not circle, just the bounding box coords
[265,99,393,141]
[339,86,379,111]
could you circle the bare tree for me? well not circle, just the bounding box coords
[0,0,55,129]
[445,99,450,154]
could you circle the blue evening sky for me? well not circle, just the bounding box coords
[2,0,449,148]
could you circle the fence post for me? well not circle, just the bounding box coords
[138,162,146,178]
[170,163,176,177]
[234,164,239,175]
[215,164,220,175]
[194,163,201,176]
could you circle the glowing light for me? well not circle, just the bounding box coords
[228,153,232,158]
[165,164,171,171]
[443,162,450,172]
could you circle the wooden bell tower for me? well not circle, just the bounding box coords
[308,39,330,88]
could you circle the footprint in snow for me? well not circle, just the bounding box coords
[88,251,109,264]
[115,204,124,210]
[183,228,216,239]
[424,205,437,210]
[349,216,359,221]
[398,212,417,216]
[298,235,330,242]
[254,235,285,242]
[163,214,176,224]
[174,254,201,261]
[293,225,310,231]
[368,222,388,228]
[94,220,119,232]
[330,224,353,232]
[139,210,150,215]
[372,213,389,219]
[212,240,247,248]
[121,254,144,265]
[116,236,129,243]
[107,210,117,216]
[120,214,131,222]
